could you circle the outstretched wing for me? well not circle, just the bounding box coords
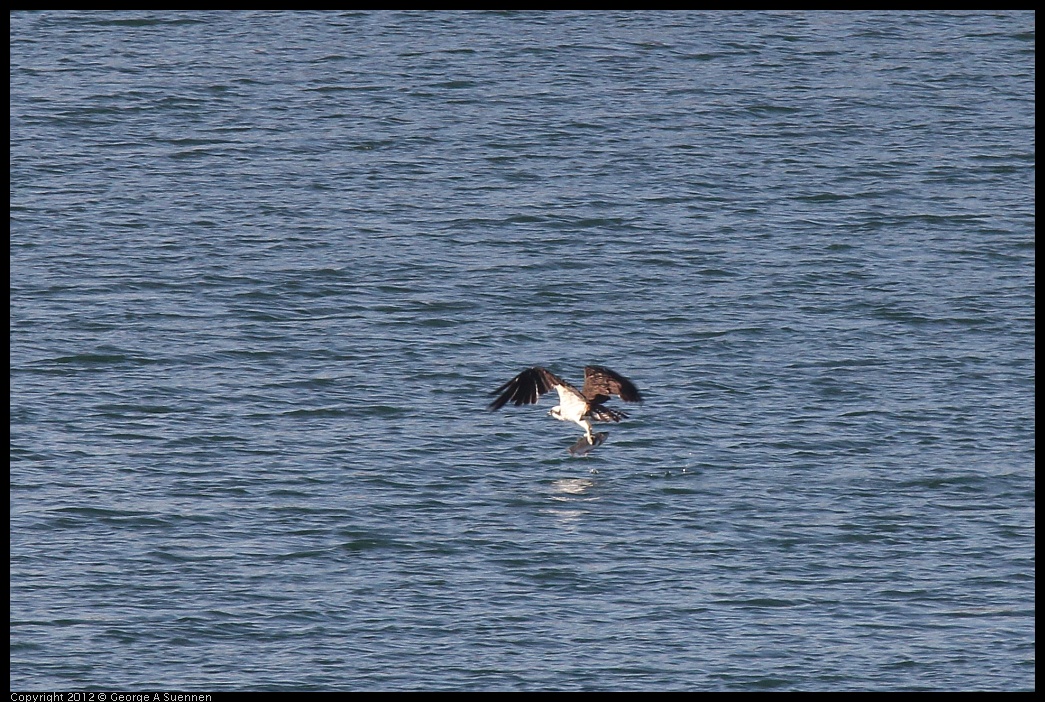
[582,366,643,403]
[488,367,564,411]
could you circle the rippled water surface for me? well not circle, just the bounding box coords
[10,11,1034,691]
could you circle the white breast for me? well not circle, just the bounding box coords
[553,384,589,423]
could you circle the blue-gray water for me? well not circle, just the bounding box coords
[9,11,1034,691]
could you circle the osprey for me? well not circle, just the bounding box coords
[488,365,643,448]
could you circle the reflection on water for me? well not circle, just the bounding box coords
[550,477,595,496]
[545,478,598,529]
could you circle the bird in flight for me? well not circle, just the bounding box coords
[488,365,642,451]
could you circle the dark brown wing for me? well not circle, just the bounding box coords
[488,367,563,410]
[582,366,643,403]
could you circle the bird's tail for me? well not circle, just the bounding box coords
[589,405,628,423]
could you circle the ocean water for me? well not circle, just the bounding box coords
[9,11,1034,691]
